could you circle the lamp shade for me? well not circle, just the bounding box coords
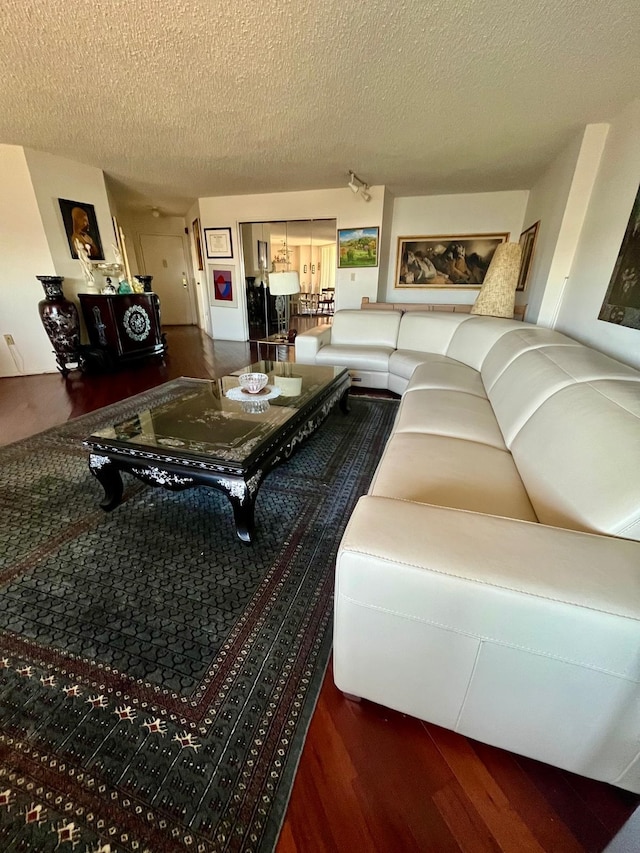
[268,271,300,295]
[471,242,522,319]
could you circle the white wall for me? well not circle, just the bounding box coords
[25,148,117,308]
[385,191,529,304]
[198,187,385,340]
[522,125,608,326]
[0,145,57,377]
[118,210,198,325]
[555,99,640,368]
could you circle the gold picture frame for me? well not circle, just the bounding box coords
[516,221,540,292]
[395,233,509,289]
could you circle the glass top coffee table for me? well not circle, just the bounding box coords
[83,361,350,543]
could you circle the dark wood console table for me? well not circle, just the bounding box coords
[79,293,166,368]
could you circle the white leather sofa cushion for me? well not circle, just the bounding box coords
[334,496,640,786]
[330,309,402,348]
[369,433,537,521]
[446,316,527,370]
[487,344,640,447]
[395,311,476,353]
[315,344,395,372]
[393,390,507,450]
[404,356,487,398]
[337,496,640,688]
[511,379,640,538]
[481,327,581,390]
[388,349,432,381]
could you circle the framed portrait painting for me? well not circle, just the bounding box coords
[204,227,233,259]
[210,266,237,308]
[598,184,640,329]
[58,198,105,260]
[338,227,379,268]
[395,233,509,289]
[516,221,540,292]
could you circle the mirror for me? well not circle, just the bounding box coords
[240,219,336,339]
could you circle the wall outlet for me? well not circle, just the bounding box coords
[4,334,15,346]
[350,273,356,282]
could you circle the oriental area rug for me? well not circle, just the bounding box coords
[0,387,398,853]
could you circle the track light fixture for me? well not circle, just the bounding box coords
[347,170,372,202]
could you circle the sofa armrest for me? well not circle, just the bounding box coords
[337,495,640,622]
[294,324,332,363]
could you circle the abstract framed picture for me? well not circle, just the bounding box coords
[516,220,540,292]
[598,184,640,330]
[338,227,379,268]
[204,227,233,259]
[395,233,509,289]
[210,266,237,308]
[58,198,105,260]
[192,218,204,270]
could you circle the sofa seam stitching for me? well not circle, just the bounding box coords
[339,545,640,622]
[337,594,639,681]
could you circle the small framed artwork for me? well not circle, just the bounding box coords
[257,240,268,270]
[58,198,105,260]
[303,264,308,274]
[210,266,237,308]
[338,227,379,268]
[204,227,233,259]
[395,233,509,289]
[192,218,204,270]
[311,264,316,275]
[516,221,540,292]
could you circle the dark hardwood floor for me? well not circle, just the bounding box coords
[1,324,638,852]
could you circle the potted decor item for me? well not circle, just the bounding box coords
[36,275,80,377]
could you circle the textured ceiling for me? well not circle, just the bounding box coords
[1,0,638,215]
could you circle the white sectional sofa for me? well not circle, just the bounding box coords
[295,309,640,792]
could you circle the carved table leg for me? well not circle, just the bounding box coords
[216,473,262,544]
[89,454,123,511]
[339,387,351,415]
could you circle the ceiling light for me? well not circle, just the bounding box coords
[347,170,371,201]
[151,207,160,218]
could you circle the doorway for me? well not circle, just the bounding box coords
[139,234,195,325]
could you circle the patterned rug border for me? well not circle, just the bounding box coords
[0,388,398,852]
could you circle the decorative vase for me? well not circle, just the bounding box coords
[36,276,81,377]
[134,275,153,293]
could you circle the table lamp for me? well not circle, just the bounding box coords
[268,271,300,336]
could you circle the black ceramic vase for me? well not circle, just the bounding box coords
[36,275,80,377]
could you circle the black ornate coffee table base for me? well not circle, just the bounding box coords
[86,372,350,543]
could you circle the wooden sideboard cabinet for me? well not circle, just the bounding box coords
[79,293,166,368]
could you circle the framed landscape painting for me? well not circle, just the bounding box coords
[516,221,540,291]
[395,233,509,289]
[338,227,379,268]
[598,184,640,330]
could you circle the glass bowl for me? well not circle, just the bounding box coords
[238,372,269,394]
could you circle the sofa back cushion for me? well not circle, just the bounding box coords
[396,312,477,354]
[510,379,640,540]
[484,339,639,446]
[331,309,402,348]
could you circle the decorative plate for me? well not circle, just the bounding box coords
[225,385,282,402]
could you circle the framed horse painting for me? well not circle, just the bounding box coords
[394,233,509,289]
